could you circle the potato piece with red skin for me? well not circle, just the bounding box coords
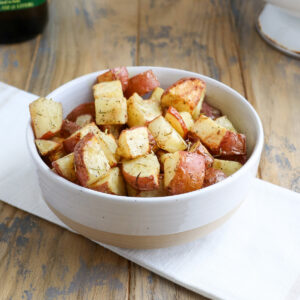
[61,119,81,138]
[191,115,246,156]
[74,133,110,187]
[189,140,214,168]
[122,153,160,191]
[66,102,95,123]
[161,78,206,119]
[52,153,76,182]
[125,70,160,98]
[63,122,100,153]
[97,67,129,91]
[165,106,189,138]
[148,116,187,153]
[89,167,126,195]
[164,151,206,195]
[203,168,227,188]
[29,97,63,139]
[200,101,222,120]
[127,175,167,197]
[217,131,246,156]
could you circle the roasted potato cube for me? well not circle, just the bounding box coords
[97,67,129,91]
[191,115,227,153]
[89,167,126,195]
[66,102,95,123]
[29,97,63,139]
[93,80,123,99]
[218,131,246,156]
[61,119,81,138]
[52,153,76,182]
[117,127,150,159]
[178,111,194,131]
[213,159,242,176]
[203,167,227,188]
[149,87,164,103]
[35,139,60,156]
[127,93,162,127]
[191,115,246,156]
[95,97,127,125]
[93,80,127,125]
[200,101,222,120]
[74,133,110,187]
[161,78,206,119]
[189,140,214,168]
[148,116,187,153]
[125,70,160,98]
[97,131,118,167]
[122,153,160,191]
[165,106,189,138]
[127,175,167,197]
[215,116,237,133]
[164,151,205,195]
[63,122,101,153]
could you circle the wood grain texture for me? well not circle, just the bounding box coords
[0,0,299,299]
[230,0,300,191]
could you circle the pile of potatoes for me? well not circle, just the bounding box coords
[29,67,246,197]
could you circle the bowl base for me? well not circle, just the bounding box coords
[46,201,242,249]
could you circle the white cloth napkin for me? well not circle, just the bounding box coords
[0,82,300,300]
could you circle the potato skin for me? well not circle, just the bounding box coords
[217,131,246,156]
[201,101,222,120]
[74,133,93,187]
[125,70,160,98]
[189,140,214,169]
[165,106,189,138]
[61,119,81,138]
[66,102,95,123]
[203,168,226,188]
[166,151,205,195]
[97,67,129,91]
[122,154,160,191]
[74,132,110,187]
[148,130,158,152]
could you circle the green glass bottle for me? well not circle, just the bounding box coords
[0,0,48,44]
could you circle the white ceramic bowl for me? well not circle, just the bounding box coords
[27,67,264,249]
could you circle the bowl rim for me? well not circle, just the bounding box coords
[27,66,264,204]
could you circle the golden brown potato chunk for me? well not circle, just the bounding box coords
[164,151,205,195]
[161,78,206,119]
[122,153,160,191]
[29,97,63,139]
[74,133,110,187]
[89,167,126,195]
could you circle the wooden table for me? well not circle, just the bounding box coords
[0,0,299,299]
